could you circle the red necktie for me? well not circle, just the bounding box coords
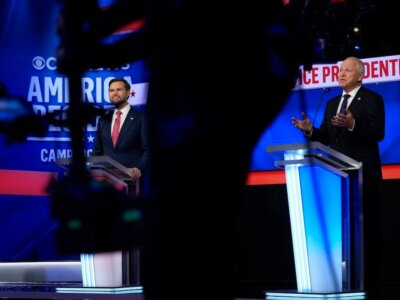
[112,110,122,147]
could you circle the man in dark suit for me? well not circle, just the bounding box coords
[292,56,385,299]
[93,78,150,185]
[92,78,150,284]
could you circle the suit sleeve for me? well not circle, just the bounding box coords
[308,100,334,145]
[135,113,150,172]
[93,117,104,156]
[351,92,385,142]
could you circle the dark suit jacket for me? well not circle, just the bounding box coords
[93,106,150,173]
[310,86,385,182]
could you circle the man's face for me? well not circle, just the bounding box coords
[338,58,363,92]
[109,81,130,106]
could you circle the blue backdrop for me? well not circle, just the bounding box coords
[0,0,149,260]
[250,80,400,170]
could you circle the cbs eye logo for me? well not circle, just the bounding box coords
[32,56,131,71]
[32,56,57,71]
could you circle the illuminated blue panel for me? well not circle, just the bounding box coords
[284,151,349,293]
[80,253,96,287]
[299,166,343,293]
[284,152,311,292]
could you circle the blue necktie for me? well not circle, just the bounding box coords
[340,94,351,114]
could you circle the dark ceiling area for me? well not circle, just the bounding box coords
[285,0,400,65]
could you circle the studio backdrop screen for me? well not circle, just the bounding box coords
[250,56,400,171]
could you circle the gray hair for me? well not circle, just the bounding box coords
[347,56,365,74]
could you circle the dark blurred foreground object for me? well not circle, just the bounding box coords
[0,82,8,96]
[0,95,47,144]
[48,174,149,254]
[55,0,311,299]
[0,93,103,145]
[0,84,47,143]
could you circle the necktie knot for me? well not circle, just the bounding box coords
[340,94,350,114]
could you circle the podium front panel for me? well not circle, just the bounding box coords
[282,151,358,293]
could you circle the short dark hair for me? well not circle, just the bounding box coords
[109,78,131,91]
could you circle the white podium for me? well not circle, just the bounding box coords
[265,142,365,299]
[57,155,141,288]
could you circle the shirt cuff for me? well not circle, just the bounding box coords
[348,119,355,131]
[305,128,313,137]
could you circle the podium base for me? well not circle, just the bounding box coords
[57,285,143,294]
[0,282,143,300]
[265,290,365,299]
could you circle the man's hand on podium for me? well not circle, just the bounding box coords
[130,167,142,180]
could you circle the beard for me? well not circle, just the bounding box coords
[111,96,128,109]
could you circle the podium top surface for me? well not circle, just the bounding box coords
[267,141,362,171]
[57,156,133,182]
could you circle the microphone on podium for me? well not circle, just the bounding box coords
[311,87,331,127]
